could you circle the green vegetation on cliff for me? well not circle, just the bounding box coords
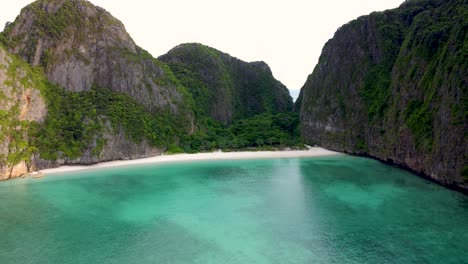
[180,113,302,153]
[36,85,187,160]
[1,0,104,62]
[0,0,299,179]
[159,43,299,153]
[462,166,468,182]
[0,0,195,169]
[0,46,46,167]
[299,0,467,190]
[1,0,194,120]
[4,61,299,164]
[0,47,189,163]
[159,43,293,124]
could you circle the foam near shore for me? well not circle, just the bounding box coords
[37,147,342,175]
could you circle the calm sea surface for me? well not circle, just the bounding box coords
[0,156,467,264]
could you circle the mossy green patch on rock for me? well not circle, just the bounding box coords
[0,0,297,180]
[0,46,47,178]
[35,84,188,160]
[299,0,467,190]
[160,43,293,124]
[461,166,468,182]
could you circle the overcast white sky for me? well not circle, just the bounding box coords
[0,0,403,91]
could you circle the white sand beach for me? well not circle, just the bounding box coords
[37,147,342,175]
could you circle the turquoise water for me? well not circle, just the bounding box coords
[0,156,467,264]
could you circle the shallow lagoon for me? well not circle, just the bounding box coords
[0,156,467,263]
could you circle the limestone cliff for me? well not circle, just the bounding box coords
[2,0,191,114]
[298,0,467,191]
[0,0,193,179]
[0,45,47,179]
[0,45,166,180]
[0,0,294,180]
[159,43,293,124]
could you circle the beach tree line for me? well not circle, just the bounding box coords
[171,112,304,153]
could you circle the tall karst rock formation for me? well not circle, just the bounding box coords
[0,0,294,180]
[0,0,195,178]
[2,0,193,112]
[160,43,293,124]
[0,45,47,179]
[298,0,467,191]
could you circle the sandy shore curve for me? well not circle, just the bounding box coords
[37,147,342,175]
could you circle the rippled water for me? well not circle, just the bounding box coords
[0,156,467,264]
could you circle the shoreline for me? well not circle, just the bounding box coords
[37,147,342,175]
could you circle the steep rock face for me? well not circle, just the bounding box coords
[0,0,194,179]
[159,43,293,124]
[299,0,467,191]
[0,46,47,179]
[2,0,191,114]
[33,120,164,171]
[0,45,165,180]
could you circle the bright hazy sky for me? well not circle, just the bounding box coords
[0,0,404,91]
